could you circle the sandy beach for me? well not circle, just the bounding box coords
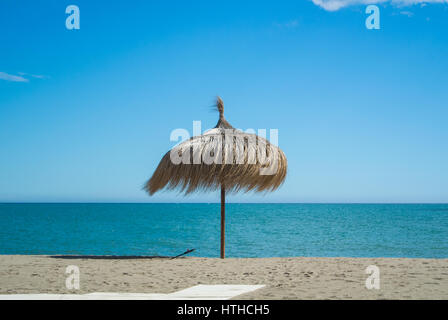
[0,255,447,299]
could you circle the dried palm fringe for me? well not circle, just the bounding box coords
[145,97,287,195]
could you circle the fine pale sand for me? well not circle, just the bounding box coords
[0,255,447,299]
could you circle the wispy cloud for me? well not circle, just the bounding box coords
[273,20,299,29]
[311,0,448,11]
[400,10,415,16]
[0,71,48,82]
[0,71,29,82]
[18,72,49,80]
[30,74,47,79]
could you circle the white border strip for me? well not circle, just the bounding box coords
[0,284,265,300]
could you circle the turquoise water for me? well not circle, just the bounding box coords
[0,203,447,258]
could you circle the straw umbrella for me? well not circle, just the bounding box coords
[145,97,287,258]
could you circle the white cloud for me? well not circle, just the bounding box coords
[0,72,48,82]
[0,72,29,82]
[18,72,48,79]
[312,0,448,11]
[400,10,415,16]
[273,20,299,28]
[30,74,47,79]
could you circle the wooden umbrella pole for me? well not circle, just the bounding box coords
[220,184,225,259]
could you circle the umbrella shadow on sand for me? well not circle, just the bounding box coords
[48,255,172,260]
[49,249,196,260]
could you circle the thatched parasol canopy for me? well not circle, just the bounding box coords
[145,97,287,258]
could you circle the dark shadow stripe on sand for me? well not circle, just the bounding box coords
[48,255,172,260]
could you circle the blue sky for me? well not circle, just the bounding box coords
[0,0,447,203]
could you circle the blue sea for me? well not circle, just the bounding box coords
[0,203,447,258]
